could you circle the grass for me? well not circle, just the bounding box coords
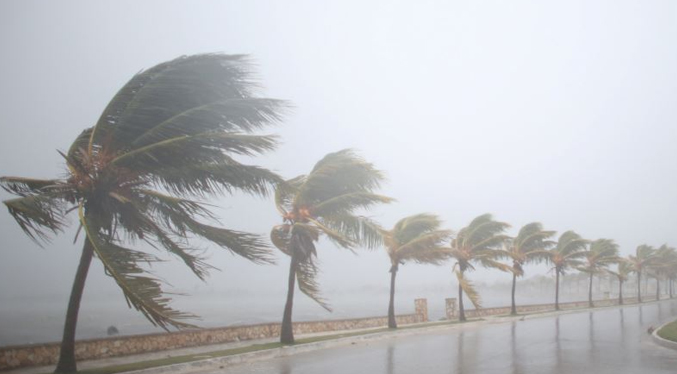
[65,321,458,374]
[657,319,677,342]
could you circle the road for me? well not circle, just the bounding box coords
[216,299,677,374]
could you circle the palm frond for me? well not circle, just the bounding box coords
[396,230,453,259]
[393,213,445,244]
[150,157,282,198]
[296,257,332,312]
[185,221,274,265]
[307,217,355,250]
[132,98,287,147]
[274,175,305,216]
[90,54,286,153]
[270,224,292,256]
[398,245,451,265]
[3,194,69,244]
[0,177,66,197]
[311,192,394,218]
[321,214,385,249]
[139,189,274,264]
[456,270,482,309]
[81,207,196,330]
[294,149,387,207]
[111,133,278,171]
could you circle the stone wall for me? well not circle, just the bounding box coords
[0,300,427,371]
[455,295,657,319]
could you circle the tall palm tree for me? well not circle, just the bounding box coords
[650,245,677,300]
[547,231,588,310]
[627,245,655,303]
[448,213,511,321]
[579,239,619,307]
[1,54,285,373]
[607,260,632,305]
[270,149,393,344]
[380,213,452,328]
[497,222,555,315]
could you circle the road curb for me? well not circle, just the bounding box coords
[651,318,677,351]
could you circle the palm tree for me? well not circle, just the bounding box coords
[547,231,588,310]
[1,54,285,373]
[497,222,555,315]
[650,245,677,300]
[270,149,393,344]
[448,213,511,321]
[628,245,655,303]
[380,213,452,328]
[579,239,619,307]
[607,260,632,305]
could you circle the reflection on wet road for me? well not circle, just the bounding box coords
[218,300,677,374]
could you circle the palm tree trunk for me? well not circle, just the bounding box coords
[55,238,94,374]
[588,272,594,308]
[555,270,560,311]
[619,280,623,305]
[510,272,517,315]
[387,265,398,329]
[280,252,298,344]
[637,271,642,303]
[656,277,660,301]
[458,276,466,322]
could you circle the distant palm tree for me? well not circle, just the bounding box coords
[270,149,393,344]
[497,222,555,315]
[628,245,655,303]
[579,239,619,307]
[1,54,285,373]
[547,231,588,310]
[448,214,511,321]
[650,245,677,300]
[607,260,633,305]
[380,213,452,328]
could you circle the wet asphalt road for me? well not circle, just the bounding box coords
[217,300,677,374]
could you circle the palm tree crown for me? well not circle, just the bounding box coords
[579,238,619,307]
[381,213,452,327]
[270,149,393,343]
[1,54,285,372]
[607,259,633,305]
[547,230,588,310]
[448,213,511,321]
[628,244,655,302]
[498,222,555,315]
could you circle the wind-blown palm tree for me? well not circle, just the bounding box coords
[448,214,511,321]
[579,239,619,307]
[380,213,452,328]
[650,245,676,300]
[497,222,555,315]
[270,149,393,344]
[547,231,588,310]
[607,260,632,305]
[1,54,285,373]
[628,245,655,303]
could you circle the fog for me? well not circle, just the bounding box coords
[1,0,676,345]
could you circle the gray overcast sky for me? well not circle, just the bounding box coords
[1,0,676,333]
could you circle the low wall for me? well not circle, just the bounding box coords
[0,300,426,371]
[458,295,658,319]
